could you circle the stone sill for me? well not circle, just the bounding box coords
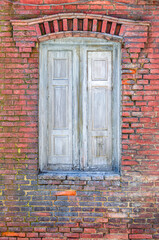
[38,171,121,184]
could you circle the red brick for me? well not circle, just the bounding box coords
[84,228,96,233]
[2,233,25,237]
[64,233,80,238]
[129,234,152,239]
[39,233,63,237]
[26,233,38,237]
[122,161,139,166]
[34,227,46,232]
[77,5,89,9]
[80,233,92,238]
[103,234,128,239]
[59,227,70,232]
[20,0,43,3]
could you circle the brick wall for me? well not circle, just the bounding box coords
[0,0,159,239]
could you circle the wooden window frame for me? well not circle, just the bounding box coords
[39,37,121,174]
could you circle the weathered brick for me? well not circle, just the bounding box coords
[129,234,152,239]
[0,1,159,240]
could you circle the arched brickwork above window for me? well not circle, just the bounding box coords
[11,13,150,53]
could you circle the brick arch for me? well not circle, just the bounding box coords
[35,14,124,40]
[11,13,150,52]
[38,31,123,43]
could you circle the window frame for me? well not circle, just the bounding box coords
[39,37,121,174]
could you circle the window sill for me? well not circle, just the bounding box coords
[38,171,120,184]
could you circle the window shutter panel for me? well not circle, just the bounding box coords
[48,51,73,170]
[87,51,112,170]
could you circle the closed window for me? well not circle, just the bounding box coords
[39,37,121,173]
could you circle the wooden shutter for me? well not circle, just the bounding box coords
[40,38,120,173]
[48,50,73,170]
[87,51,112,170]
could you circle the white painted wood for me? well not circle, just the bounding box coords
[92,59,108,81]
[72,46,80,170]
[79,45,87,171]
[39,44,48,171]
[92,88,108,130]
[39,37,121,173]
[48,50,73,169]
[87,50,112,170]
[53,59,68,79]
[53,86,68,129]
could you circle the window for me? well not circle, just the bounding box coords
[39,37,121,173]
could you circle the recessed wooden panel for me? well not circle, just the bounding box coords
[92,87,107,130]
[53,86,68,129]
[54,136,68,156]
[92,136,107,157]
[53,58,68,79]
[92,59,108,81]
